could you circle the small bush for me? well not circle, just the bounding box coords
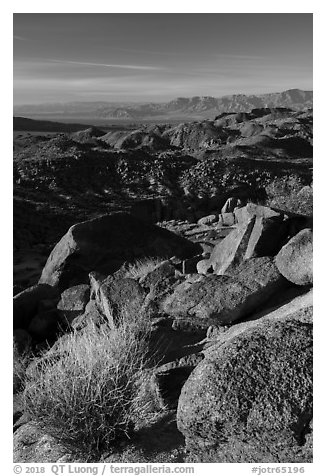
[123,257,165,281]
[23,308,154,459]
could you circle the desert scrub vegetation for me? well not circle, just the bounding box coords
[23,306,157,460]
[123,257,165,280]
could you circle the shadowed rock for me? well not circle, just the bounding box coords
[39,212,201,291]
[14,284,60,329]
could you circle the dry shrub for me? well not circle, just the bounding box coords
[123,257,165,281]
[23,305,155,459]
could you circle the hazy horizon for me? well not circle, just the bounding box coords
[14,13,312,106]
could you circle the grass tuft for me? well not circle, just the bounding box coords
[123,257,165,281]
[23,306,155,460]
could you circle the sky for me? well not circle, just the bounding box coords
[13,13,313,105]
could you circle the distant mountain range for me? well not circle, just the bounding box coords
[14,89,312,122]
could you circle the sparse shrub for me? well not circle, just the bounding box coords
[23,306,155,460]
[123,257,165,281]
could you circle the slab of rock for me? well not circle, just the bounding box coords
[57,284,90,325]
[163,260,287,329]
[244,215,288,259]
[234,203,283,224]
[275,228,313,286]
[197,218,256,274]
[39,212,201,291]
[14,284,60,329]
[177,294,313,459]
[198,209,289,275]
[98,277,147,327]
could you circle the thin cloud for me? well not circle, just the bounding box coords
[49,59,163,71]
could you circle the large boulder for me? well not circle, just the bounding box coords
[39,212,201,290]
[163,258,287,329]
[177,291,313,462]
[275,228,313,286]
[14,284,60,329]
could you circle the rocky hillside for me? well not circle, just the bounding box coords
[13,108,312,281]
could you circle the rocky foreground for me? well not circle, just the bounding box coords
[13,198,313,463]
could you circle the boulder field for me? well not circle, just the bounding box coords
[13,204,313,463]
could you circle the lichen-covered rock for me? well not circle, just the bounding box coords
[177,295,312,462]
[275,228,313,286]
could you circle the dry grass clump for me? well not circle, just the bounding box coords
[123,257,165,280]
[124,257,165,279]
[23,306,155,459]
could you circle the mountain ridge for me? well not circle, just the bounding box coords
[14,89,312,122]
